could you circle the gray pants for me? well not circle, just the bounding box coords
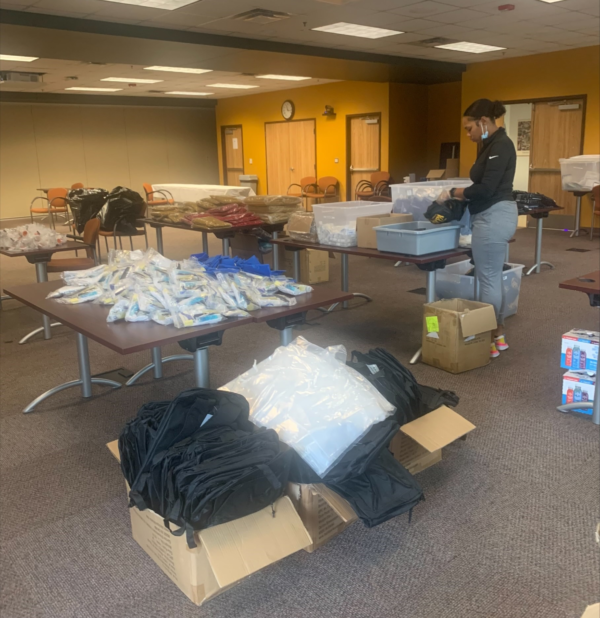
[471,201,518,325]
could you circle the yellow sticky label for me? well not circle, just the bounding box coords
[426,316,439,332]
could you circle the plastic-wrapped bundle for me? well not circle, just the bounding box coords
[221,337,395,478]
[287,211,318,243]
[245,195,302,224]
[0,224,68,253]
[316,223,357,247]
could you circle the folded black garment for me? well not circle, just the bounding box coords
[425,198,466,224]
[513,190,558,213]
[118,388,292,547]
[347,348,459,426]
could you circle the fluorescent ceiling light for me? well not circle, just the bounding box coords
[0,54,39,62]
[166,91,213,96]
[435,41,506,53]
[144,66,212,74]
[101,77,163,83]
[537,0,565,3]
[256,74,311,81]
[312,22,402,39]
[65,87,122,92]
[99,0,199,10]
[208,83,259,89]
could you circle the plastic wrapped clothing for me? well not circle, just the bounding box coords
[346,348,459,426]
[425,198,467,226]
[118,388,292,547]
[67,188,108,233]
[221,337,395,478]
[99,186,146,233]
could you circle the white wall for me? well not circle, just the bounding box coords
[504,103,532,192]
[0,102,219,220]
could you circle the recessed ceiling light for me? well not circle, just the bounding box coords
[537,0,565,3]
[435,41,506,53]
[101,77,163,83]
[99,0,199,10]
[208,84,259,89]
[65,87,123,92]
[312,22,403,39]
[165,91,214,96]
[0,54,39,62]
[256,74,311,81]
[144,66,213,74]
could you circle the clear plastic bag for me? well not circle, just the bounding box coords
[0,224,67,253]
[221,337,394,477]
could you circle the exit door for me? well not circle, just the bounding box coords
[347,113,381,200]
[222,125,244,185]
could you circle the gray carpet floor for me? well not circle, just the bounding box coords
[1,225,599,618]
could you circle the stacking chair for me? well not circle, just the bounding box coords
[304,176,339,204]
[355,172,392,201]
[71,182,85,190]
[143,183,174,206]
[589,185,600,241]
[47,218,100,273]
[287,176,317,209]
[30,188,69,228]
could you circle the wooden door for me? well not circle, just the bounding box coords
[222,126,244,185]
[348,114,381,200]
[266,120,316,195]
[529,100,584,216]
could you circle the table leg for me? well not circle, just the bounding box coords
[126,347,194,386]
[156,226,164,255]
[525,216,554,276]
[474,267,481,301]
[341,253,349,309]
[570,196,581,238]
[410,269,437,365]
[272,231,279,270]
[19,261,61,344]
[280,326,294,346]
[222,238,230,257]
[23,333,121,413]
[505,243,510,263]
[194,347,210,388]
[293,251,301,282]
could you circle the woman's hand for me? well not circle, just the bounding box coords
[452,188,466,200]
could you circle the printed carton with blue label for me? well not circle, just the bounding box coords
[562,370,596,415]
[561,329,599,372]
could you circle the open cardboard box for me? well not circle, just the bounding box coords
[107,441,312,606]
[356,213,413,249]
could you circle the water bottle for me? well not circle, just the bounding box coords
[582,390,589,402]
[574,386,582,402]
[579,350,586,369]
[572,345,581,369]
[567,388,574,403]
[566,346,573,366]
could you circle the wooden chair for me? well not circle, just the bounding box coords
[47,218,100,273]
[30,188,69,229]
[71,183,85,190]
[590,185,600,241]
[143,183,174,206]
[355,172,391,201]
[305,176,339,204]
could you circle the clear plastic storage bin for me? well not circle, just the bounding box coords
[374,220,460,256]
[390,179,472,221]
[312,201,393,247]
[435,260,525,318]
[559,155,600,192]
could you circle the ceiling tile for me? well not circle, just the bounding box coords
[380,17,445,32]
[386,1,456,18]
[0,0,36,6]
[31,0,106,12]
[87,3,168,20]
[434,0,485,6]
[547,0,599,16]
[425,8,491,24]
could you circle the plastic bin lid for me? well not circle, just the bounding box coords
[239,175,259,180]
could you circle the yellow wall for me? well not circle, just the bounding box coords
[460,45,600,224]
[427,82,462,171]
[216,81,390,199]
[0,102,219,220]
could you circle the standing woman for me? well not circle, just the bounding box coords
[451,99,517,359]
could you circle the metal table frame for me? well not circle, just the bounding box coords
[525,212,554,276]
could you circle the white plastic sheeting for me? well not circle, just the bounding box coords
[222,337,394,477]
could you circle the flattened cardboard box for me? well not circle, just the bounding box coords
[107,441,311,606]
[356,213,413,249]
[287,482,358,553]
[389,405,475,473]
[422,299,497,374]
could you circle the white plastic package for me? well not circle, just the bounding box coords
[221,337,395,478]
[0,224,67,253]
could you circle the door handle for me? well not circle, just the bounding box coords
[290,167,294,171]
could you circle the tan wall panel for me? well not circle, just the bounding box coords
[80,106,132,191]
[0,104,41,219]
[31,104,88,190]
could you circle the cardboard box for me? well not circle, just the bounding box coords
[562,370,596,415]
[389,405,476,474]
[229,234,285,270]
[286,483,358,552]
[356,213,413,249]
[445,158,460,179]
[284,248,329,284]
[426,169,447,180]
[561,329,599,372]
[581,603,599,618]
[107,441,311,606]
[422,299,498,374]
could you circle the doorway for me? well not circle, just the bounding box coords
[346,113,381,201]
[221,125,244,186]
[265,119,316,195]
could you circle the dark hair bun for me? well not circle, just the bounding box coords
[492,100,506,119]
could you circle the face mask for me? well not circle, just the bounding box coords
[480,121,489,140]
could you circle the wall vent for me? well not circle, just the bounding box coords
[232,9,291,24]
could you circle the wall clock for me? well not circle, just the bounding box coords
[282,100,295,120]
